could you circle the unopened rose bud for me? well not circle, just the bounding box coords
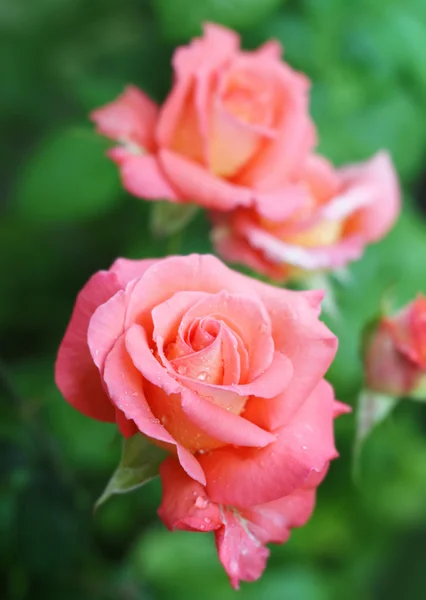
[364,296,426,398]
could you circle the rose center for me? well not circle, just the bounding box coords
[222,72,274,128]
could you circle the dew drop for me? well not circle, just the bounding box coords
[195,496,209,509]
[197,371,207,381]
[204,517,212,524]
[177,365,187,375]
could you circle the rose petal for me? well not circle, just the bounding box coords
[236,66,315,189]
[302,154,339,203]
[200,380,337,507]
[342,151,400,243]
[110,258,160,287]
[211,222,288,281]
[103,334,205,484]
[88,283,135,373]
[243,487,316,545]
[159,149,253,210]
[172,23,239,76]
[180,391,276,448]
[243,290,337,429]
[178,291,274,380]
[91,85,158,151]
[124,254,263,332]
[125,324,182,396]
[333,400,352,418]
[239,218,364,271]
[170,334,225,385]
[109,148,181,201]
[55,271,122,421]
[175,351,293,403]
[215,509,270,590]
[253,184,311,222]
[254,40,282,60]
[115,407,138,438]
[157,78,206,164]
[209,104,268,177]
[152,291,209,350]
[158,457,222,532]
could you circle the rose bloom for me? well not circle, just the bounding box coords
[55,254,346,586]
[364,295,426,397]
[212,151,400,281]
[91,24,315,216]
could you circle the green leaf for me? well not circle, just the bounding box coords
[95,434,168,510]
[151,0,284,42]
[353,390,398,479]
[150,201,199,237]
[14,127,122,222]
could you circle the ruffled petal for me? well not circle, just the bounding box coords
[239,218,364,271]
[200,380,337,507]
[243,290,337,429]
[91,85,158,151]
[215,509,270,590]
[178,291,274,380]
[110,258,160,287]
[55,271,122,421]
[242,487,316,545]
[158,457,222,532]
[341,151,400,243]
[159,149,253,210]
[109,148,181,201]
[103,334,205,484]
[180,391,276,448]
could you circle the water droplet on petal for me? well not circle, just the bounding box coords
[177,365,187,375]
[204,517,211,524]
[197,371,207,381]
[195,496,209,509]
[302,445,307,450]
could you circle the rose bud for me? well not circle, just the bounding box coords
[364,295,426,397]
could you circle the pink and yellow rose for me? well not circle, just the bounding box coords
[55,253,346,586]
[212,151,400,281]
[91,24,315,215]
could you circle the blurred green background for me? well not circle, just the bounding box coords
[1,0,426,598]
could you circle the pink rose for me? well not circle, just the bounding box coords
[212,151,400,281]
[364,295,426,396]
[55,254,343,585]
[91,24,315,214]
